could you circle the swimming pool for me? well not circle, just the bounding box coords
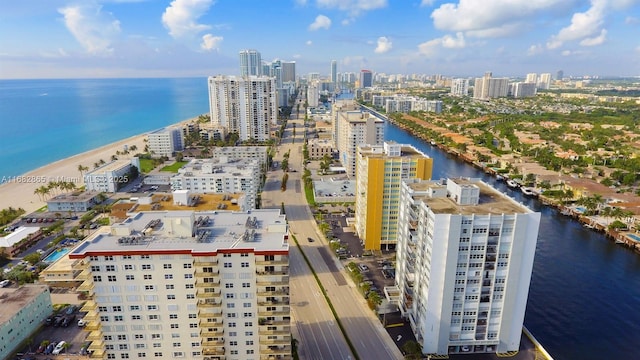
[43,248,70,263]
[626,234,640,242]
[575,206,587,213]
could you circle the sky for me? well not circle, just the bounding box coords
[1,0,639,79]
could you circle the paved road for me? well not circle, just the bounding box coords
[262,104,403,360]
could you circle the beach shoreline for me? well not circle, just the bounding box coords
[0,116,199,214]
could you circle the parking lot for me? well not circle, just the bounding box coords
[15,305,89,360]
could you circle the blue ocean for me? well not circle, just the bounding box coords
[0,78,209,178]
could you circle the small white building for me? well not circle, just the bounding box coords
[0,285,53,360]
[170,158,261,209]
[84,158,140,193]
[46,191,102,212]
[147,127,184,157]
[308,138,335,160]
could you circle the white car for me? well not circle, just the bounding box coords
[0,279,11,288]
[52,341,66,355]
[78,319,86,327]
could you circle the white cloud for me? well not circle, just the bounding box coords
[626,16,639,24]
[420,0,435,6]
[441,32,465,48]
[417,38,442,57]
[374,36,392,53]
[527,44,544,55]
[316,0,387,16]
[561,50,572,56]
[431,0,562,38]
[293,54,302,59]
[309,14,332,30]
[306,40,313,45]
[58,4,121,54]
[580,28,607,46]
[200,34,223,51]
[417,32,465,57]
[547,0,606,49]
[162,0,213,38]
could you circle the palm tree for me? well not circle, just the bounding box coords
[77,164,89,178]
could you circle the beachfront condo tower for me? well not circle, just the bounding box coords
[70,209,291,360]
[208,75,277,142]
[354,142,433,250]
[239,49,262,77]
[391,178,540,356]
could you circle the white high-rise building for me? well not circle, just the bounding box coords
[525,73,537,84]
[148,127,184,158]
[393,178,540,356]
[307,81,319,108]
[208,75,277,142]
[474,73,509,99]
[239,49,262,77]
[512,82,537,98]
[538,73,552,90]
[334,101,385,178]
[70,209,291,360]
[450,78,469,96]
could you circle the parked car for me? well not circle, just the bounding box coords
[52,341,66,355]
[44,342,56,355]
[78,318,87,327]
[307,237,315,242]
[0,279,11,288]
[65,305,78,315]
[358,264,370,272]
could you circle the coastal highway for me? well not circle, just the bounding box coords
[262,106,403,360]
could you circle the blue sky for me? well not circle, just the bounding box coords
[1,0,639,79]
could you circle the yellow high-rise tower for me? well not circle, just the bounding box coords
[355,142,433,250]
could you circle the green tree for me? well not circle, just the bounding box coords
[23,252,41,265]
[402,340,422,359]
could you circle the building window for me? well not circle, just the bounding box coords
[108,275,117,282]
[164,264,172,269]
[167,294,176,300]
[242,283,250,288]
[225,283,234,288]
[165,274,173,280]
[126,275,135,280]
[229,341,238,346]
[145,285,155,291]
[241,262,249,268]
[183,263,192,268]
[166,284,174,290]
[170,324,179,329]
[224,262,232,268]
[147,305,158,311]
[184,274,193,279]
[142,264,152,270]
[106,265,116,271]
[93,275,102,282]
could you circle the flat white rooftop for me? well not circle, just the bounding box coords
[69,209,288,256]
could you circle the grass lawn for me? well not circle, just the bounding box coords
[139,158,156,173]
[160,161,188,173]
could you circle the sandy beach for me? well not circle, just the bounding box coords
[0,117,198,215]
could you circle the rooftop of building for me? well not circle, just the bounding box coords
[69,209,288,257]
[132,193,243,212]
[175,158,259,176]
[47,191,101,203]
[408,178,530,215]
[359,142,429,159]
[0,285,50,324]
[87,159,135,174]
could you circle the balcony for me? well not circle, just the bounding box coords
[196,280,221,288]
[257,288,289,296]
[88,339,104,351]
[256,278,289,286]
[198,299,222,308]
[85,321,101,331]
[86,330,103,341]
[201,328,224,337]
[258,309,290,317]
[76,268,91,281]
[202,339,224,347]
[195,270,220,277]
[259,328,291,336]
[259,319,290,326]
[200,319,223,327]
[257,270,289,276]
[194,259,218,266]
[260,345,292,356]
[80,300,97,312]
[256,259,288,266]
[197,290,221,298]
[83,310,99,321]
[203,348,225,356]
[259,336,291,345]
[89,348,105,359]
[77,280,94,292]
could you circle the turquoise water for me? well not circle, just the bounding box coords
[43,248,70,263]
[0,78,209,178]
[627,233,640,242]
[575,206,586,213]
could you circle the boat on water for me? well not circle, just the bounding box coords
[495,174,504,181]
[430,141,436,146]
[521,187,538,197]
[506,179,519,188]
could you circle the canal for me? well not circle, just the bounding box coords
[384,121,640,360]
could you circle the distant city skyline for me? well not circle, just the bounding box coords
[1,1,639,79]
